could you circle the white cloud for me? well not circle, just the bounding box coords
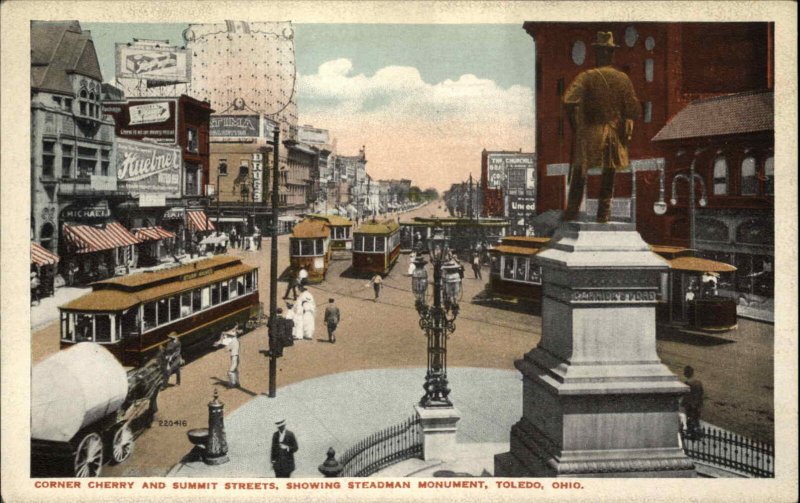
[298,59,534,190]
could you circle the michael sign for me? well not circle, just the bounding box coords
[117,139,182,198]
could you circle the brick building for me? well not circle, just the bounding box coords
[522,22,773,244]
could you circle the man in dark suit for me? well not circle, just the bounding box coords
[271,419,298,478]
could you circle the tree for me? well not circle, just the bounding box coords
[422,188,439,201]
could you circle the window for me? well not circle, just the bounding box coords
[645,36,656,51]
[95,315,111,342]
[76,314,94,341]
[764,156,774,196]
[61,312,73,341]
[192,289,202,312]
[237,276,246,296]
[221,281,230,302]
[144,302,157,330]
[201,287,210,308]
[740,157,757,195]
[101,149,110,176]
[181,292,192,317]
[52,96,62,107]
[300,239,313,255]
[245,271,254,292]
[77,146,97,179]
[375,237,385,252]
[645,59,654,83]
[625,26,639,47]
[157,298,169,325]
[39,223,54,251]
[211,283,220,305]
[42,140,55,177]
[503,257,515,280]
[316,238,324,254]
[364,236,375,252]
[185,165,202,196]
[528,264,542,284]
[571,41,586,65]
[643,101,652,123]
[713,156,729,195]
[62,145,73,177]
[355,235,364,251]
[169,295,180,321]
[187,128,199,153]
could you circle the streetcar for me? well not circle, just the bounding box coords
[59,255,260,367]
[399,217,509,255]
[487,236,550,303]
[289,218,332,283]
[352,218,401,276]
[307,213,353,252]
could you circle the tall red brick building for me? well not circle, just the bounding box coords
[522,22,773,244]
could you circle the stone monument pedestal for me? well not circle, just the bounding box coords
[495,222,695,477]
[415,405,461,461]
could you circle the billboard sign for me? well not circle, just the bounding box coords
[486,153,536,189]
[252,157,263,203]
[210,115,260,138]
[116,139,182,198]
[298,126,330,146]
[115,43,191,83]
[110,99,178,144]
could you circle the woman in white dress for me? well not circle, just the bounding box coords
[299,288,316,340]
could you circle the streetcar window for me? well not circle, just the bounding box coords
[144,302,157,330]
[95,315,111,343]
[169,295,180,321]
[491,256,500,274]
[355,235,363,251]
[291,240,300,256]
[528,264,542,285]
[316,238,324,254]
[192,289,202,312]
[365,237,374,252]
[516,258,528,280]
[201,287,210,308]
[121,308,138,338]
[503,257,515,280]
[375,237,385,252]
[157,298,169,325]
[61,312,72,341]
[300,239,313,256]
[245,272,254,292]
[228,279,238,298]
[181,292,192,317]
[237,276,246,296]
[211,283,220,305]
[221,281,230,302]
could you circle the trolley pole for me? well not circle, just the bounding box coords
[268,123,280,398]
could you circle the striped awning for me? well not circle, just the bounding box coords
[31,242,60,266]
[187,210,215,232]
[63,221,141,254]
[132,226,176,242]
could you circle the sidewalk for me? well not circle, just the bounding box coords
[30,286,90,331]
[168,367,521,478]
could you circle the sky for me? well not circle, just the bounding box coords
[85,23,535,191]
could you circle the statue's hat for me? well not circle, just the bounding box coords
[592,31,619,48]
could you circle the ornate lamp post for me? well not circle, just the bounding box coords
[412,226,463,408]
[216,161,228,230]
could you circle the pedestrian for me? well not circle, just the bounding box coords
[283,272,299,300]
[276,308,295,350]
[254,225,262,251]
[369,273,382,301]
[162,333,182,387]
[270,419,298,478]
[214,324,242,388]
[682,365,704,438]
[324,298,341,343]
[562,31,640,223]
[298,286,316,340]
[472,253,482,280]
[30,269,41,305]
[231,227,238,249]
[407,252,417,276]
[298,266,309,287]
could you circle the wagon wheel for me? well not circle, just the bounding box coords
[74,432,103,477]
[111,424,134,464]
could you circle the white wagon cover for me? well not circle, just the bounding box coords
[32,343,129,443]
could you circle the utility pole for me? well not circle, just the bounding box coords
[268,123,280,398]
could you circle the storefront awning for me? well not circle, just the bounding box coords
[63,221,141,254]
[132,226,176,242]
[667,256,737,273]
[31,242,60,266]
[278,215,300,222]
[186,210,215,232]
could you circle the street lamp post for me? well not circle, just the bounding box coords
[216,162,228,230]
[670,155,707,250]
[411,226,463,408]
[267,123,280,398]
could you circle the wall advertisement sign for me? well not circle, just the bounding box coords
[116,139,182,198]
[298,126,330,145]
[115,43,191,83]
[61,200,111,220]
[110,100,178,144]
[487,153,536,190]
[210,115,260,138]
[252,158,263,203]
[129,102,170,125]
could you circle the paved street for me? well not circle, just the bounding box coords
[29,201,774,476]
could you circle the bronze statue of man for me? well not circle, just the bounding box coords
[563,31,640,223]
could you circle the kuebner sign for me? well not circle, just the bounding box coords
[210,115,260,138]
[116,139,181,198]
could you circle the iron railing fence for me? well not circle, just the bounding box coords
[339,415,422,477]
[681,426,774,478]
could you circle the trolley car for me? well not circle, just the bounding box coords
[308,214,353,252]
[399,217,508,254]
[487,236,550,302]
[289,218,332,283]
[59,256,260,367]
[352,219,401,275]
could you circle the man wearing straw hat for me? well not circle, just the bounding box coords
[563,30,641,223]
[271,418,298,478]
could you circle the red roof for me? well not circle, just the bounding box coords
[63,221,140,254]
[653,90,773,142]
